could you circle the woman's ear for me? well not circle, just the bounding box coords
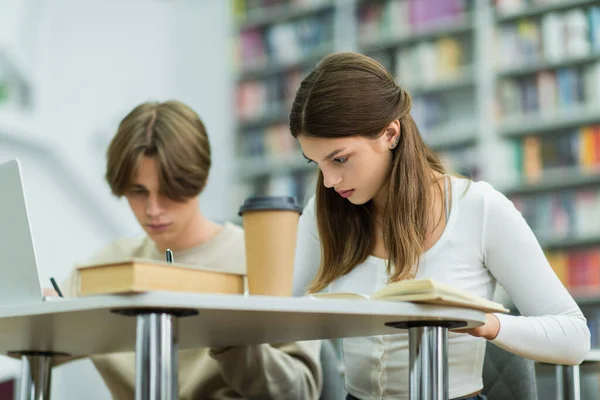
[384,120,401,149]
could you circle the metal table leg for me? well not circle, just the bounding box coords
[7,350,67,400]
[409,326,448,399]
[19,354,52,400]
[135,313,178,400]
[555,364,581,400]
[386,320,465,400]
[112,308,198,400]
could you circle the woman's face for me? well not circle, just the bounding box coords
[298,121,400,205]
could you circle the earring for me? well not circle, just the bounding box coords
[390,136,400,149]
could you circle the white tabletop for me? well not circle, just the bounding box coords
[0,292,485,356]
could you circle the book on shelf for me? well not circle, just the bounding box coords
[499,61,600,120]
[395,37,467,88]
[497,7,597,66]
[76,258,244,296]
[511,126,600,184]
[235,13,332,70]
[511,185,600,242]
[309,278,510,314]
[358,0,469,44]
[546,247,600,291]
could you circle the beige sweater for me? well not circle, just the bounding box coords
[63,223,322,400]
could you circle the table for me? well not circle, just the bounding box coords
[0,292,486,400]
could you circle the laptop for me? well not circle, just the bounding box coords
[0,158,48,305]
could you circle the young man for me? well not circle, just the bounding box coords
[60,100,322,400]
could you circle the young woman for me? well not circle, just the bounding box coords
[59,100,322,400]
[290,52,590,400]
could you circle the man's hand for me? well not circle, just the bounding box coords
[43,288,59,297]
[455,313,501,340]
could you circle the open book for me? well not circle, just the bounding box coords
[76,258,244,296]
[309,279,509,314]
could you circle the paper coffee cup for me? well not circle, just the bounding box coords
[238,196,303,296]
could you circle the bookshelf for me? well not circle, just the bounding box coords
[237,44,333,81]
[230,0,482,212]
[408,68,476,96]
[231,0,340,215]
[235,153,315,179]
[356,0,480,180]
[493,0,600,333]
[427,128,477,151]
[502,166,600,196]
[573,291,600,306]
[498,106,600,137]
[358,20,475,52]
[542,234,600,251]
[497,51,600,78]
[234,0,335,31]
[495,0,600,22]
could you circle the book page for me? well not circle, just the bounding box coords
[372,279,509,313]
[308,292,371,300]
[76,257,244,276]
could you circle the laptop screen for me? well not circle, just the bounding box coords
[0,159,44,305]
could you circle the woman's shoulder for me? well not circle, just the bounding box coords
[451,176,503,200]
[451,175,516,214]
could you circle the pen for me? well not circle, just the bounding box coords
[166,248,173,264]
[50,277,64,298]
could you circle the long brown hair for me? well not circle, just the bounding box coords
[290,52,446,293]
[106,100,211,202]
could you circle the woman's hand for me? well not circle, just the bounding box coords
[455,313,500,340]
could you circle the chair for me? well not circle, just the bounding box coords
[482,341,538,400]
[482,285,538,400]
[319,339,346,400]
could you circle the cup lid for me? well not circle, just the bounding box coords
[238,196,303,216]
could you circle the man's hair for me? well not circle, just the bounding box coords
[106,100,211,201]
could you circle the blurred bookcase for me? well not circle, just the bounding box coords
[229,0,600,320]
[229,0,481,214]
[494,0,600,347]
[230,0,333,217]
[356,0,481,181]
